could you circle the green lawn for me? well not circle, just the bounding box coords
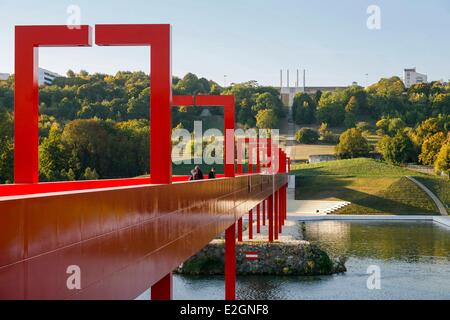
[292,158,449,215]
[414,176,450,209]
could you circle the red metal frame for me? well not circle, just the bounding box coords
[14,25,93,184]
[95,24,172,184]
[172,95,235,177]
[6,24,174,198]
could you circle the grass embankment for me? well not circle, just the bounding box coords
[292,158,449,215]
[288,144,336,161]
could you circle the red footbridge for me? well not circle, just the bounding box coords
[0,24,291,300]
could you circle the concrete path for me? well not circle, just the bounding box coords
[406,176,448,216]
[241,219,303,243]
[286,188,350,216]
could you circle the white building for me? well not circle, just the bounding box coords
[404,68,427,88]
[0,73,10,80]
[38,68,62,86]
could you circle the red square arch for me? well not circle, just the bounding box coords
[172,95,235,177]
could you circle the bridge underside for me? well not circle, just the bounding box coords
[0,174,286,300]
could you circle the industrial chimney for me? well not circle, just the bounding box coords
[280,70,283,88]
[287,70,290,88]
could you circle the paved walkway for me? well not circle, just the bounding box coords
[406,176,448,216]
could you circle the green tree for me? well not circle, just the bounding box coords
[434,141,449,177]
[256,109,279,129]
[295,128,319,144]
[419,132,447,165]
[377,131,417,165]
[345,96,359,114]
[0,108,13,183]
[81,167,100,180]
[366,76,406,117]
[335,128,370,159]
[61,119,115,179]
[39,123,69,182]
[344,112,357,129]
[316,91,345,126]
[292,92,315,124]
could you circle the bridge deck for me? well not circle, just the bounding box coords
[0,174,286,300]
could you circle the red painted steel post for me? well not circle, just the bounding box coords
[248,209,253,240]
[279,149,286,229]
[262,200,266,226]
[268,195,274,242]
[225,223,236,300]
[247,137,255,174]
[14,26,92,183]
[237,138,243,174]
[256,203,261,234]
[237,218,243,242]
[95,24,172,184]
[256,135,261,173]
[285,185,288,224]
[151,273,173,300]
[279,189,283,234]
[274,190,279,240]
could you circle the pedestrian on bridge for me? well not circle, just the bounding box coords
[208,167,216,179]
[189,166,204,181]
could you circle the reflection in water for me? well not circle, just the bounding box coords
[302,221,450,263]
[136,221,450,300]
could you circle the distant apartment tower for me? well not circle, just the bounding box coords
[404,68,427,88]
[0,73,10,80]
[38,68,61,86]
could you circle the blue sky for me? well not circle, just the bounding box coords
[1,0,450,86]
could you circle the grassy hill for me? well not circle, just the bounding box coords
[291,158,449,215]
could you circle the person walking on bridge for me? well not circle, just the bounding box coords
[208,167,216,179]
[189,166,204,181]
